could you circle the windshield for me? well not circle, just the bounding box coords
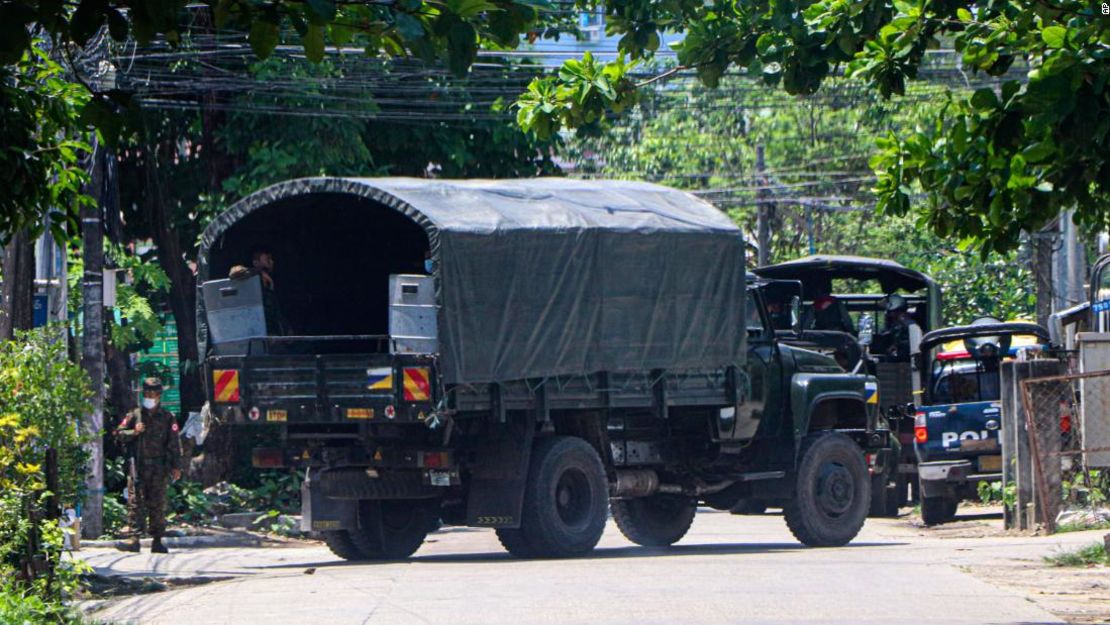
[930,359,1001,404]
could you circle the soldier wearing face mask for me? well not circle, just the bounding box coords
[115,378,183,553]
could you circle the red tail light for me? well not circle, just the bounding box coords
[252,447,285,468]
[914,412,928,444]
[420,451,450,469]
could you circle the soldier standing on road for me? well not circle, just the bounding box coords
[115,378,183,553]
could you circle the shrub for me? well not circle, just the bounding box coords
[0,579,90,625]
[0,326,91,597]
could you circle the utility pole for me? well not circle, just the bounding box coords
[0,230,35,340]
[755,144,772,266]
[804,202,816,255]
[80,141,106,539]
[1054,209,1086,311]
[1031,227,1055,328]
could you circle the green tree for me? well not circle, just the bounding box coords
[0,0,560,245]
[0,41,91,241]
[518,0,1108,253]
[568,73,1034,323]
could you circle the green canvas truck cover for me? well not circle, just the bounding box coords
[196,177,746,384]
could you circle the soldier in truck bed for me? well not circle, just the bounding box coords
[115,378,183,553]
[229,247,291,335]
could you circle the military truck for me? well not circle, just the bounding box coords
[197,178,892,560]
[754,256,941,516]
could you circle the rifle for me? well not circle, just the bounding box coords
[128,455,140,498]
[125,411,144,504]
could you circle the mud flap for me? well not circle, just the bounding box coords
[465,414,535,528]
[301,467,358,532]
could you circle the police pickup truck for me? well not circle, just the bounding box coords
[914,320,1050,524]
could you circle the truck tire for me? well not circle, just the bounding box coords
[920,496,958,526]
[894,474,910,509]
[501,436,608,559]
[347,500,431,560]
[611,495,697,546]
[730,499,769,515]
[868,475,900,518]
[495,528,538,558]
[784,433,871,547]
[322,530,369,561]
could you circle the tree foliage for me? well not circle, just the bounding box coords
[519,0,1109,252]
[0,0,558,242]
[0,42,91,242]
[0,0,547,70]
[568,73,1034,323]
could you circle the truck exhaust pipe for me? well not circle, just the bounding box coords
[611,469,660,498]
[611,469,736,498]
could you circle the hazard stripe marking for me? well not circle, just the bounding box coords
[213,369,240,403]
[403,367,431,402]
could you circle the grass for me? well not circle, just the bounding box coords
[1043,542,1110,567]
[0,585,96,625]
[1056,519,1110,534]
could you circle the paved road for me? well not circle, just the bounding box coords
[85,509,1100,625]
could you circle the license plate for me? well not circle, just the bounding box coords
[347,408,375,420]
[266,409,287,422]
[428,470,451,487]
[979,455,1002,472]
[962,438,998,452]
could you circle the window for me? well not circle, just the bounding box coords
[931,360,1001,404]
[746,292,767,337]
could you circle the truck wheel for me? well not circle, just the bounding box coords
[322,530,369,561]
[893,474,910,509]
[729,499,769,515]
[920,496,958,526]
[348,500,431,560]
[868,475,900,518]
[495,528,538,558]
[505,436,608,558]
[611,495,697,546]
[784,433,871,547]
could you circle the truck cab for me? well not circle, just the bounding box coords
[754,255,941,515]
[913,320,1050,524]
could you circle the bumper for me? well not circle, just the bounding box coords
[917,460,1001,499]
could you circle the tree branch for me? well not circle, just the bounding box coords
[635,65,690,88]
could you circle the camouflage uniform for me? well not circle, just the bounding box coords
[115,382,183,551]
[229,265,290,335]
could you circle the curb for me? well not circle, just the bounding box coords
[81,529,273,549]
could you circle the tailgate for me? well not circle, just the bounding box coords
[207,354,437,424]
[917,400,1002,464]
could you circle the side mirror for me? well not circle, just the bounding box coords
[789,295,803,335]
[858,313,874,346]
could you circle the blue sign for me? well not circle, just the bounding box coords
[32,295,48,327]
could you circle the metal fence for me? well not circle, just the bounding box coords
[1019,369,1110,533]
